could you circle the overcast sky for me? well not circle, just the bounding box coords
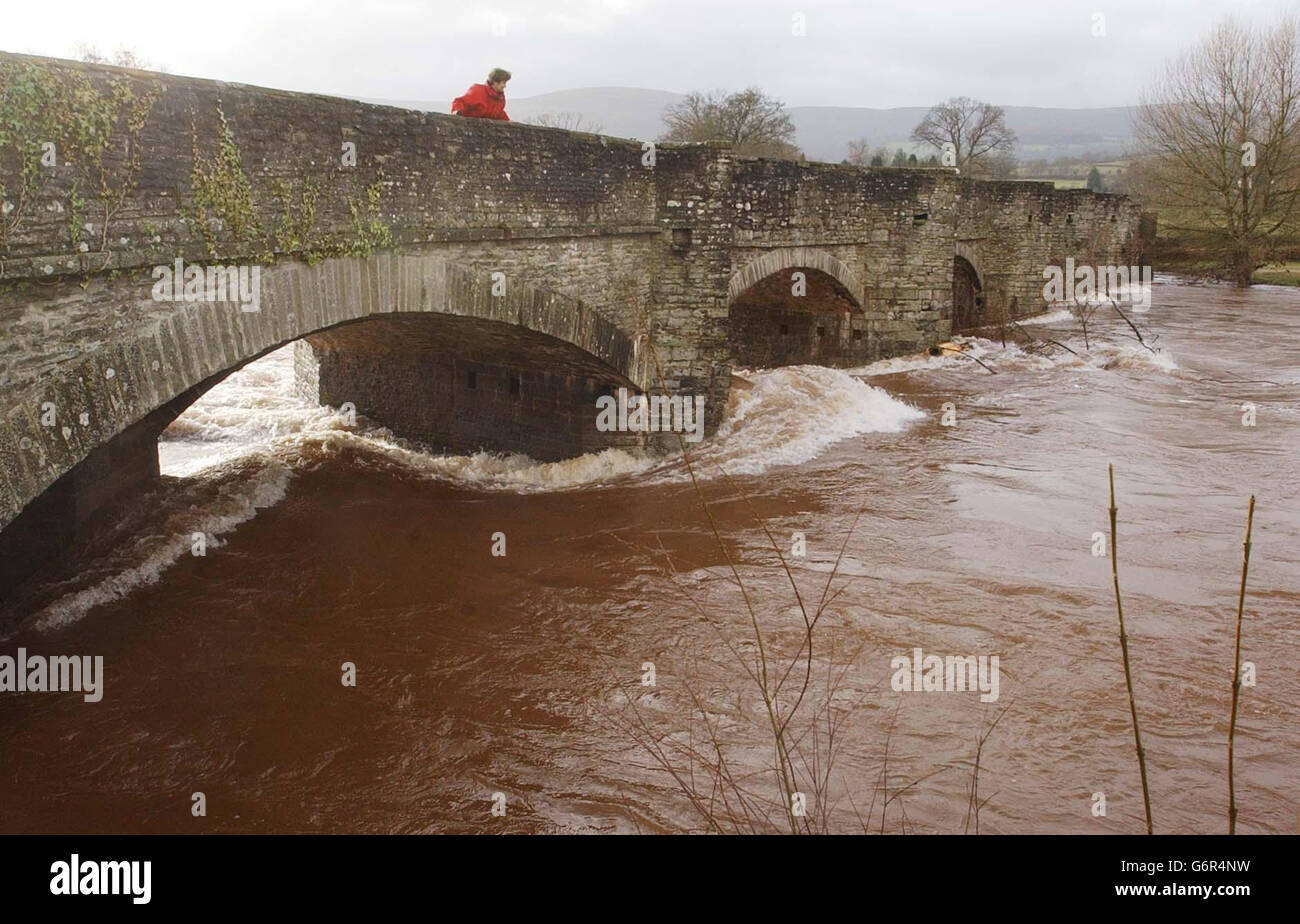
[1,0,1294,109]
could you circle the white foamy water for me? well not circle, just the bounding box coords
[344,364,926,488]
[1018,308,1075,326]
[160,345,926,491]
[32,458,292,631]
[689,364,924,475]
[25,347,926,629]
[848,322,1177,378]
[163,325,1175,500]
[159,345,354,476]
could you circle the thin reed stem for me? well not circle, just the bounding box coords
[1228,495,1255,835]
[1109,464,1154,834]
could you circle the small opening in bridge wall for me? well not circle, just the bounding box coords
[913,213,928,225]
[816,325,826,338]
[852,329,863,341]
[1066,213,1074,224]
[467,370,477,389]
[671,227,692,251]
[1027,214,1033,224]
[779,323,789,336]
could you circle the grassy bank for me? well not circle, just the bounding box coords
[1253,261,1300,286]
[1145,236,1300,286]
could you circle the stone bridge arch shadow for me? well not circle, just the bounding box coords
[950,242,987,333]
[726,247,869,368]
[0,252,642,592]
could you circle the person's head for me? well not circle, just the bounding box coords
[487,68,511,92]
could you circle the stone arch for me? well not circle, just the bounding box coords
[726,247,869,368]
[727,247,865,307]
[953,240,986,290]
[0,252,639,537]
[951,254,985,332]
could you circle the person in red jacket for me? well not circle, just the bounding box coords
[451,68,511,121]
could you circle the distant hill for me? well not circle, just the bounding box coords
[362,87,1137,163]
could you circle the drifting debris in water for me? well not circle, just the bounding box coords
[927,340,998,374]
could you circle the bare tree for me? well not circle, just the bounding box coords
[1134,16,1300,285]
[1069,299,1101,351]
[844,137,871,165]
[76,44,158,71]
[910,96,1017,173]
[525,111,606,134]
[662,87,802,159]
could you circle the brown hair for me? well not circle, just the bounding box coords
[488,68,511,84]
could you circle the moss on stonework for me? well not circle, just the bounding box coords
[0,59,161,256]
[185,103,393,265]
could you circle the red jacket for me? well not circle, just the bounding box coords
[451,83,509,121]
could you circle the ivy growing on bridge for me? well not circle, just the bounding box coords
[186,105,262,258]
[0,59,161,261]
[0,61,58,255]
[58,69,160,254]
[343,171,392,258]
[187,102,392,264]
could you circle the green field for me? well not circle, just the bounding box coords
[1253,261,1300,286]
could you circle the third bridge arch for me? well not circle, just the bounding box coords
[727,247,869,368]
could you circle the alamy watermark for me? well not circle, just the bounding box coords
[595,387,706,443]
[1043,258,1152,311]
[890,646,1000,702]
[0,648,103,702]
[50,855,150,904]
[152,258,261,312]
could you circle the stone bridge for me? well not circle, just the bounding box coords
[0,52,1143,588]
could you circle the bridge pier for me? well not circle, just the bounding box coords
[292,315,645,462]
[0,403,168,594]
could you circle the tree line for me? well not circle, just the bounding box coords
[658,88,1017,176]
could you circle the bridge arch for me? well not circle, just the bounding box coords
[0,252,639,585]
[726,247,868,368]
[728,247,865,307]
[951,242,987,332]
[953,241,986,290]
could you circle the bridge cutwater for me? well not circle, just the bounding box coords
[0,52,1145,590]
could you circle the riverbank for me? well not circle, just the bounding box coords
[1147,236,1300,286]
